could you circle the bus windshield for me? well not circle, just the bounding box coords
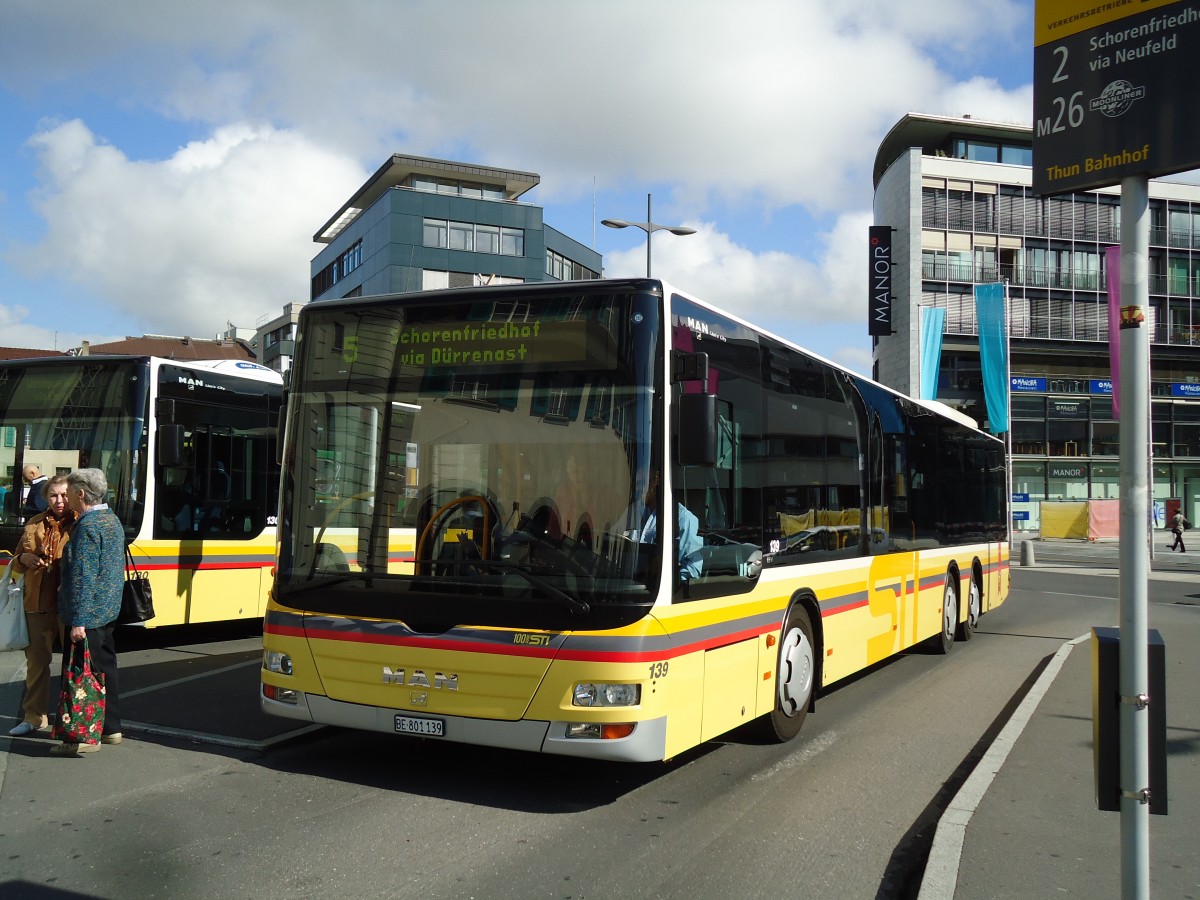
[276,286,664,632]
[0,358,149,548]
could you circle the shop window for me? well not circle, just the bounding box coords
[1173,422,1200,457]
[1048,419,1086,456]
[1091,421,1119,455]
[1012,419,1045,456]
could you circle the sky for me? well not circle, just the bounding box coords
[0,0,1037,375]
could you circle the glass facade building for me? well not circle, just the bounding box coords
[310,155,601,304]
[872,113,1200,531]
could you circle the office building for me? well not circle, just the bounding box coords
[872,112,1200,530]
[309,154,601,304]
[253,302,306,375]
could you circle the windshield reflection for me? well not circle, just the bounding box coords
[276,287,664,627]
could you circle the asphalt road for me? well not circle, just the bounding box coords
[1,550,1193,899]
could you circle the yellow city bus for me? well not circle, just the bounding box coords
[0,355,283,625]
[261,279,1009,761]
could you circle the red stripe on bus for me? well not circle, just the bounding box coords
[288,620,781,664]
[822,598,869,616]
[135,561,274,571]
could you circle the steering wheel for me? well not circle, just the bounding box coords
[415,494,496,576]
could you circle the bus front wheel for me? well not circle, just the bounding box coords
[760,605,814,742]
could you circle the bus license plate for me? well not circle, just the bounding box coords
[394,714,445,737]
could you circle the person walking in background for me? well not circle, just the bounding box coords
[51,468,125,756]
[8,474,74,737]
[1169,509,1189,552]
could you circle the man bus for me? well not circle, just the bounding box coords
[261,279,1008,761]
[0,355,282,625]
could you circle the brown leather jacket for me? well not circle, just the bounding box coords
[11,510,73,614]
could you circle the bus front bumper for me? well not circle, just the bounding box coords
[260,687,669,762]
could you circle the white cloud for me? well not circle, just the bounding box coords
[2,1,1033,210]
[603,210,876,325]
[600,209,886,373]
[0,0,1036,353]
[12,119,365,337]
[0,302,117,352]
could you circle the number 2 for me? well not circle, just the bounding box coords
[1052,46,1068,83]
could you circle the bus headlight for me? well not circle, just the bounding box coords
[264,650,293,676]
[573,682,640,707]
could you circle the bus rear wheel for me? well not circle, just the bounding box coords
[935,577,957,655]
[759,606,814,742]
[957,577,981,642]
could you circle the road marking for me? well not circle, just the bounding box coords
[120,658,323,749]
[3,651,321,755]
[122,658,260,698]
[118,719,323,751]
[1018,565,1200,584]
[1,652,30,798]
[917,633,1089,900]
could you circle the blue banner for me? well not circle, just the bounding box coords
[920,306,945,401]
[975,282,1009,434]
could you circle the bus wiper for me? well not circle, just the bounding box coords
[426,558,590,615]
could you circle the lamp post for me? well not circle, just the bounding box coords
[601,193,696,277]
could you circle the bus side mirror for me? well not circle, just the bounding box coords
[677,393,717,467]
[157,424,184,468]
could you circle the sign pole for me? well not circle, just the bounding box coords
[1004,280,1013,548]
[1117,174,1151,899]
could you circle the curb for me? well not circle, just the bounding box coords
[916,633,1090,900]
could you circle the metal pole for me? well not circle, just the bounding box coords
[1148,348,1155,562]
[646,193,652,277]
[1005,280,1013,549]
[1117,174,1150,899]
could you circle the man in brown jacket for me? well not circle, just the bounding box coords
[8,473,73,736]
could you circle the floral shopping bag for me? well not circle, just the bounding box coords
[52,638,106,745]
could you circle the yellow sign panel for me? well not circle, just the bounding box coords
[1035,0,1183,45]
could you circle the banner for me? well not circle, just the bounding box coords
[975,282,1008,434]
[868,226,892,337]
[920,306,945,400]
[1105,245,1121,419]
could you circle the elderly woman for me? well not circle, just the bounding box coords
[8,474,74,737]
[50,468,126,757]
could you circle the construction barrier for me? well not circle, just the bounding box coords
[1039,499,1119,541]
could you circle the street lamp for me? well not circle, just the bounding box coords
[601,193,696,277]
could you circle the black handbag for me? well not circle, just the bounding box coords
[117,546,156,625]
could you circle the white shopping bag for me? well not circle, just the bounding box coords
[0,559,28,651]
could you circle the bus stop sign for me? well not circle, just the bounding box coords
[1033,0,1200,196]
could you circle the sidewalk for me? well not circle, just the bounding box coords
[919,544,1200,898]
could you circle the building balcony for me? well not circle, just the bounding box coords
[261,340,295,363]
[923,261,1200,300]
